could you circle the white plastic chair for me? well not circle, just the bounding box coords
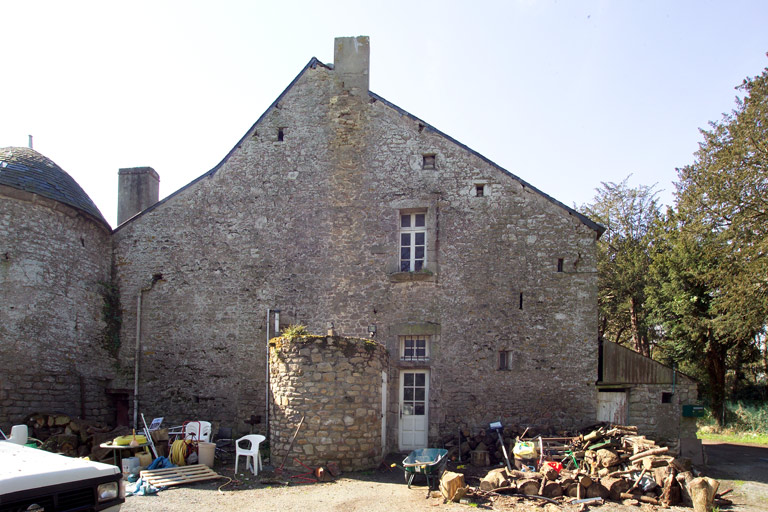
[235,434,265,475]
[184,421,212,443]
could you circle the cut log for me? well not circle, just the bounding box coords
[676,471,694,506]
[620,492,660,505]
[600,477,631,501]
[596,449,621,468]
[642,455,674,470]
[629,446,668,461]
[541,482,563,498]
[577,474,593,488]
[564,482,579,497]
[688,476,719,512]
[583,429,605,444]
[585,482,609,499]
[479,468,510,491]
[518,478,541,495]
[660,472,681,506]
[540,463,559,481]
[439,471,467,502]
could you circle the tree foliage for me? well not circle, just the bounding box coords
[648,61,768,423]
[581,177,661,357]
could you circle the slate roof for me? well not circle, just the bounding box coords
[0,146,109,228]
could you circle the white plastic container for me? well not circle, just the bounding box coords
[198,442,215,468]
[121,456,139,475]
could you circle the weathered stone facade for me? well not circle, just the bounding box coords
[269,334,388,470]
[110,37,602,450]
[626,378,699,443]
[0,153,115,426]
[2,38,609,452]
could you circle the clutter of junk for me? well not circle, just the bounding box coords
[3,412,727,511]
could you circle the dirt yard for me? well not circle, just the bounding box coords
[119,445,768,512]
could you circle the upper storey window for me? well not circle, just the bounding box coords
[400,212,427,271]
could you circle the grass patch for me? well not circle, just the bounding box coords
[696,430,768,445]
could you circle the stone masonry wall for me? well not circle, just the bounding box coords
[112,57,600,444]
[269,334,388,471]
[628,376,699,443]
[0,188,115,427]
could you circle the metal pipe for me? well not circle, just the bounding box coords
[133,293,142,429]
[266,308,270,451]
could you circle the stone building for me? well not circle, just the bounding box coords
[0,147,116,424]
[4,36,650,455]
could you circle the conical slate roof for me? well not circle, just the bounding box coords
[0,146,109,228]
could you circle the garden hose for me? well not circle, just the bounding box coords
[170,439,190,466]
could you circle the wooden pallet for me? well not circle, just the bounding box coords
[140,464,221,487]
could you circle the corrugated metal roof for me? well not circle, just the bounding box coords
[0,146,109,228]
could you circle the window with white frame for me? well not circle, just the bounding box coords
[401,335,429,361]
[400,212,427,272]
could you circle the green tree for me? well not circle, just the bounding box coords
[581,177,661,357]
[649,60,768,424]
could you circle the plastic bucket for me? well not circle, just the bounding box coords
[198,442,215,468]
[122,456,139,474]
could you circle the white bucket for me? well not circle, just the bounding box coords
[198,442,215,468]
[121,456,139,474]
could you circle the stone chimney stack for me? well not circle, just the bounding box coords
[117,167,159,225]
[334,36,370,96]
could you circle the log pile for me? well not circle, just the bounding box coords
[463,424,725,511]
[22,412,130,461]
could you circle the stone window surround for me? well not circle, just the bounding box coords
[387,199,438,282]
[389,322,440,369]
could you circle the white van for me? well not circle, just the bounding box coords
[0,426,124,511]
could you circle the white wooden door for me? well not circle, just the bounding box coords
[597,390,628,424]
[399,370,429,451]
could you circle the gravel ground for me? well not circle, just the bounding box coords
[119,446,765,512]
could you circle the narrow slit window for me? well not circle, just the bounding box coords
[557,258,564,272]
[277,128,285,141]
[519,292,523,310]
[498,350,510,370]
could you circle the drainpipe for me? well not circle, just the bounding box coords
[266,308,270,443]
[133,276,161,429]
[133,293,143,429]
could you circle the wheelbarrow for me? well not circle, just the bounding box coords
[396,448,449,495]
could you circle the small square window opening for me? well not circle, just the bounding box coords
[401,335,429,361]
[422,155,436,170]
[475,184,485,197]
[661,392,673,404]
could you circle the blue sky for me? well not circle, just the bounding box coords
[2,0,767,227]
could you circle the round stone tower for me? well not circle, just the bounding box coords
[0,147,115,426]
[269,332,389,471]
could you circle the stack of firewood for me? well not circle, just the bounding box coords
[470,424,722,511]
[443,426,553,466]
[23,412,130,461]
